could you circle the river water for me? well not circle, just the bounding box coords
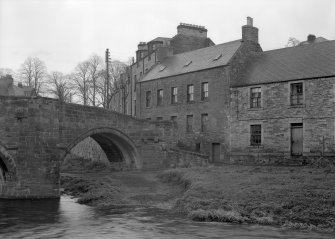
[0,196,334,239]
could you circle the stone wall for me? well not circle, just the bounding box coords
[230,77,335,164]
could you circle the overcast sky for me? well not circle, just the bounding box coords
[0,0,334,73]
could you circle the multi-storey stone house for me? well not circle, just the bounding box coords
[230,39,335,164]
[114,17,335,164]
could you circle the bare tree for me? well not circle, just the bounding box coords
[103,60,127,109]
[72,61,90,105]
[88,54,104,106]
[286,37,300,47]
[19,57,47,95]
[47,71,73,103]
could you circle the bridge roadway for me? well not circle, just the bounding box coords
[0,96,177,199]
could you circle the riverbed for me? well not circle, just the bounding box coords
[0,196,334,239]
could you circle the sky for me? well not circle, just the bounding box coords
[0,0,334,74]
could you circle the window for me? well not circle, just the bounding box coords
[187,85,194,102]
[195,143,201,152]
[145,91,151,107]
[213,54,222,61]
[157,117,163,121]
[171,116,177,122]
[171,87,178,104]
[201,82,209,100]
[184,60,192,67]
[250,87,261,108]
[148,55,151,61]
[159,65,166,72]
[186,115,193,132]
[140,72,142,77]
[201,113,208,132]
[291,83,303,105]
[250,125,262,146]
[157,89,163,106]
[146,118,151,121]
[134,100,136,116]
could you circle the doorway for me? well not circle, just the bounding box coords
[291,123,303,156]
[211,143,221,163]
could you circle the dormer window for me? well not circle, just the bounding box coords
[184,60,192,67]
[159,65,166,72]
[213,54,222,61]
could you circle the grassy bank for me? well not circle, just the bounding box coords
[159,165,335,232]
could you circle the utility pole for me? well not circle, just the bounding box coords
[105,48,110,108]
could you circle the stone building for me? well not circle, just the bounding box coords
[0,75,36,97]
[230,40,335,164]
[116,23,215,116]
[114,17,335,164]
[135,17,261,162]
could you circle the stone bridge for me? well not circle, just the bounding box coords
[0,97,177,199]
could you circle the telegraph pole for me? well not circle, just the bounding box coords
[105,48,110,108]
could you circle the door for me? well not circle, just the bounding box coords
[211,143,220,163]
[291,123,303,156]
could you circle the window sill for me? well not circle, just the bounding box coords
[248,145,264,148]
[248,107,263,111]
[201,98,209,102]
[289,104,305,108]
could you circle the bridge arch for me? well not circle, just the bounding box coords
[61,127,142,169]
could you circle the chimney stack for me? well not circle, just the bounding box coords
[177,23,207,38]
[242,17,258,44]
[307,34,316,43]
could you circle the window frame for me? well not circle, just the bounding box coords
[186,114,193,133]
[201,82,209,101]
[157,89,163,106]
[145,91,152,108]
[171,87,178,104]
[201,113,209,132]
[187,84,194,102]
[250,124,262,146]
[250,87,262,108]
[290,82,304,106]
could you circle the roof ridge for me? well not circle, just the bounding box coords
[260,39,335,54]
[162,39,242,60]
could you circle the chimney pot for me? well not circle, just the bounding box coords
[247,17,253,26]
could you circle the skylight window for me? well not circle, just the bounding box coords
[213,54,222,61]
[159,65,166,72]
[184,60,192,67]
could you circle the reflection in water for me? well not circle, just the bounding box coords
[0,196,334,239]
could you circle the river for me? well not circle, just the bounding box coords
[0,196,334,239]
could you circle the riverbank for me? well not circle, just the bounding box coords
[61,165,335,232]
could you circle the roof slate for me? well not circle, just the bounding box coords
[233,40,335,87]
[141,40,242,81]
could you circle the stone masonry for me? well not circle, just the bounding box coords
[0,96,180,199]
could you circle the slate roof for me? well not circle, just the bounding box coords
[232,40,335,87]
[141,40,242,81]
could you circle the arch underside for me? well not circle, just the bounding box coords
[0,144,16,181]
[63,128,142,169]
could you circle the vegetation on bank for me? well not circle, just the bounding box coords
[159,165,335,232]
[61,158,335,232]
